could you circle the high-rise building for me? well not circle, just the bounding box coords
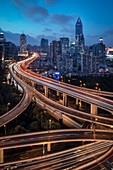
[70,42,75,54]
[41,38,48,53]
[66,58,73,73]
[50,40,61,66]
[4,42,17,61]
[20,33,26,51]
[92,37,105,68]
[0,33,5,42]
[60,37,69,55]
[75,17,85,49]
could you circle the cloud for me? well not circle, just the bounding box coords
[11,0,25,7]
[43,28,52,32]
[103,26,113,36]
[12,0,49,23]
[44,0,59,6]
[50,13,74,25]
[12,0,76,26]
[22,5,49,22]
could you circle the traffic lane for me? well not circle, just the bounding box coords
[25,67,113,97]
[16,63,113,113]
[34,91,113,126]
[1,142,107,169]
[0,131,113,149]
[19,62,113,106]
[87,152,113,170]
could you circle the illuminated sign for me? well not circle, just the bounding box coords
[53,72,61,80]
[18,51,28,57]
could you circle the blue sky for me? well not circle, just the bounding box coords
[0,0,113,46]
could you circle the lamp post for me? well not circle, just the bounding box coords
[49,119,51,129]
[4,125,6,136]
[83,83,86,88]
[7,102,10,112]
[80,80,82,87]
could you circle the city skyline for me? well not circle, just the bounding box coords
[0,0,113,46]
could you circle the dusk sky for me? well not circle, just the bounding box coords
[0,0,113,46]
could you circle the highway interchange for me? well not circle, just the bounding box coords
[0,53,113,169]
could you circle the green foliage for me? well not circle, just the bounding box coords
[0,69,21,116]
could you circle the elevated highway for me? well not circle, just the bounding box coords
[0,142,112,170]
[0,64,33,128]
[22,55,113,97]
[12,55,113,128]
[0,53,113,169]
[0,129,113,150]
[15,56,113,115]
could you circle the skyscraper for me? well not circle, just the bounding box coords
[41,38,48,53]
[60,37,69,55]
[50,40,61,66]
[20,33,26,51]
[75,17,85,49]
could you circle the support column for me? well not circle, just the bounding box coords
[57,91,59,96]
[91,104,97,115]
[56,91,59,101]
[76,98,79,109]
[90,104,97,129]
[47,143,51,152]
[63,93,68,106]
[0,149,4,163]
[44,86,48,98]
[59,112,62,125]
[43,144,45,155]
[31,81,35,87]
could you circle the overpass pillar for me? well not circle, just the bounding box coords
[57,91,59,96]
[90,104,97,129]
[47,143,51,152]
[0,149,4,163]
[56,91,60,101]
[59,112,62,125]
[63,93,68,106]
[43,144,45,155]
[91,104,97,115]
[31,81,35,87]
[44,86,48,98]
[76,98,79,109]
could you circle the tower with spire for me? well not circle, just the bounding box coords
[75,17,85,49]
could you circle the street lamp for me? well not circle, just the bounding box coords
[80,80,82,87]
[83,83,86,87]
[4,125,6,136]
[49,119,51,129]
[7,102,10,112]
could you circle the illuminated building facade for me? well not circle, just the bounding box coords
[50,40,61,66]
[75,17,85,49]
[20,33,26,51]
[60,37,69,55]
[92,37,105,68]
[41,38,48,53]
